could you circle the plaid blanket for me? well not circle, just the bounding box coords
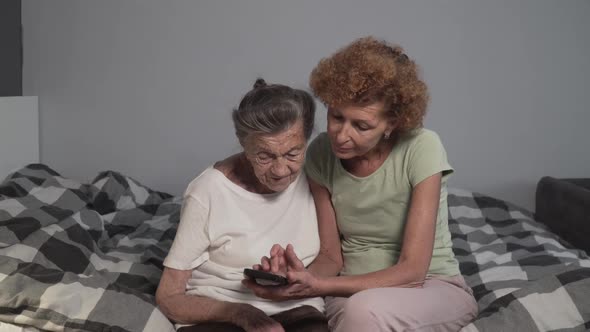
[449,188,590,332]
[0,164,179,332]
[2,165,590,332]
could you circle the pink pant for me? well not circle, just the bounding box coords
[325,275,478,332]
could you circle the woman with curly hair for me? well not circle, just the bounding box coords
[244,37,478,331]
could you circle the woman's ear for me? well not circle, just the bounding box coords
[239,135,252,152]
[385,120,398,137]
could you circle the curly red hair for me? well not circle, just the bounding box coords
[310,37,429,136]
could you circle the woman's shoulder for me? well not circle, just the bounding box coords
[307,132,333,159]
[400,128,440,142]
[309,132,331,148]
[305,132,336,176]
[184,165,225,199]
[396,128,444,151]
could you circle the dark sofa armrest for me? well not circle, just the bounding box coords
[535,176,590,254]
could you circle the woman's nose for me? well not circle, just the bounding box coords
[335,124,351,144]
[270,158,290,177]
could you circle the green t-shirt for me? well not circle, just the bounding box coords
[304,129,460,277]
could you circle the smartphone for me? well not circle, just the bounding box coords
[243,268,288,286]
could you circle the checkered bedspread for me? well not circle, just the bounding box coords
[1,165,589,331]
[0,164,179,331]
[449,189,590,332]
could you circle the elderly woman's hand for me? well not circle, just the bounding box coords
[244,244,322,301]
[258,244,304,274]
[242,268,322,301]
[255,243,288,276]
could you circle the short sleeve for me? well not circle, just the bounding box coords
[163,195,210,270]
[304,133,332,188]
[407,130,454,187]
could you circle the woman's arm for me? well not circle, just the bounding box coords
[156,267,283,331]
[316,172,442,296]
[245,173,442,300]
[305,177,343,277]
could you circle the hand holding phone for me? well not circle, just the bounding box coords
[243,268,288,286]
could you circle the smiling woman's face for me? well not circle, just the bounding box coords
[327,101,393,159]
[243,120,307,193]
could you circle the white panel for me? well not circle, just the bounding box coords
[0,96,39,180]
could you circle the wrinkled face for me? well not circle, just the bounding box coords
[327,101,393,159]
[243,121,307,193]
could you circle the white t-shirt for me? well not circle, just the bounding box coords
[163,166,324,316]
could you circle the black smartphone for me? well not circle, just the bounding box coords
[243,268,288,286]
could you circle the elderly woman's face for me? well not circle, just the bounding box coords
[243,121,307,192]
[327,101,393,159]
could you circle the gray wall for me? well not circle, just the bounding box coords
[22,1,590,211]
[0,0,22,96]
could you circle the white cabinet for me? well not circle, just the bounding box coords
[0,97,39,180]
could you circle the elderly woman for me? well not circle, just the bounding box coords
[156,79,329,332]
[246,37,478,332]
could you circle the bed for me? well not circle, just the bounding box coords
[449,187,590,331]
[1,164,589,332]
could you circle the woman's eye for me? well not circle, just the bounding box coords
[356,124,370,131]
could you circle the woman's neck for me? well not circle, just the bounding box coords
[215,153,273,194]
[234,153,274,194]
[342,139,395,177]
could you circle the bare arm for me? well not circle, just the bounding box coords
[305,177,343,277]
[156,267,283,331]
[245,178,342,300]
[156,267,242,324]
[245,174,442,301]
[315,173,442,296]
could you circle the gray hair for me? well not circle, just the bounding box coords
[232,78,315,145]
